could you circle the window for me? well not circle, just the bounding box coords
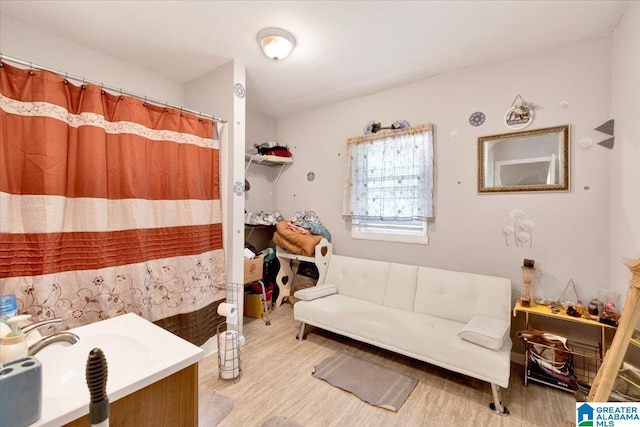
[343,124,434,244]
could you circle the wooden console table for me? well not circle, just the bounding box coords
[513,301,617,391]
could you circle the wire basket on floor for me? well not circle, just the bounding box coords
[214,282,243,382]
[217,321,241,382]
[524,337,601,393]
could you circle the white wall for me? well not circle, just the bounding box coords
[275,37,613,305]
[184,61,246,290]
[245,109,277,213]
[0,13,184,105]
[611,3,640,303]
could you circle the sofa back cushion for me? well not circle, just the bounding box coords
[414,267,512,324]
[325,255,390,305]
[382,263,418,311]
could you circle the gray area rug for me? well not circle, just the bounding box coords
[312,352,417,412]
[260,416,304,427]
[199,391,234,426]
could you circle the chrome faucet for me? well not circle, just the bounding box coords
[22,317,62,336]
[28,332,80,355]
[20,317,80,356]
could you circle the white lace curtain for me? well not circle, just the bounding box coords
[343,124,434,222]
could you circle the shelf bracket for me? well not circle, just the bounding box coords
[271,163,287,194]
[245,155,256,173]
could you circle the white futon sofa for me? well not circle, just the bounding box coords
[293,255,513,415]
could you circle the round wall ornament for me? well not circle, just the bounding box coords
[234,83,246,99]
[469,112,486,127]
[504,105,534,130]
[233,181,244,196]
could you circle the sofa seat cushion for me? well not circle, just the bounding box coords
[458,315,510,350]
[294,294,512,388]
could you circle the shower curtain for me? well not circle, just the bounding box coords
[0,62,226,344]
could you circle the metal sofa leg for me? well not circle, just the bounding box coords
[489,383,509,416]
[296,322,307,340]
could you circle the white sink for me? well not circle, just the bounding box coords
[31,313,204,427]
[37,333,152,398]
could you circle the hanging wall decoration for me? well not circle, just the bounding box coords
[595,119,615,149]
[504,95,535,130]
[469,111,486,127]
[578,137,593,149]
[363,119,410,135]
[502,208,536,248]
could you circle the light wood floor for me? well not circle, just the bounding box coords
[198,304,576,427]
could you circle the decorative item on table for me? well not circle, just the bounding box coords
[520,259,535,307]
[597,290,619,326]
[534,297,562,313]
[557,279,585,318]
[588,298,601,317]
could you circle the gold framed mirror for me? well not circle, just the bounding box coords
[477,125,569,193]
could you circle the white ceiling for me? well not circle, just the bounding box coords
[0,1,629,118]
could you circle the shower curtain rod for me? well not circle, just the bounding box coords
[0,53,227,124]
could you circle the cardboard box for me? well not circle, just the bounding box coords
[244,292,272,319]
[243,254,264,284]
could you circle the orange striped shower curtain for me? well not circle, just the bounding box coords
[0,62,226,343]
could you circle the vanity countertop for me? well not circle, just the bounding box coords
[29,313,204,427]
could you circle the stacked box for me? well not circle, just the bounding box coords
[243,255,264,284]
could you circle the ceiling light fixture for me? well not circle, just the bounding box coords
[257,28,296,61]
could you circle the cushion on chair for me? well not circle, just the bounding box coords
[457,315,510,350]
[294,284,337,301]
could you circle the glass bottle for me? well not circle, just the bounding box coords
[520,266,535,307]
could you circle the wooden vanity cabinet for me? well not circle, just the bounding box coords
[64,363,198,427]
